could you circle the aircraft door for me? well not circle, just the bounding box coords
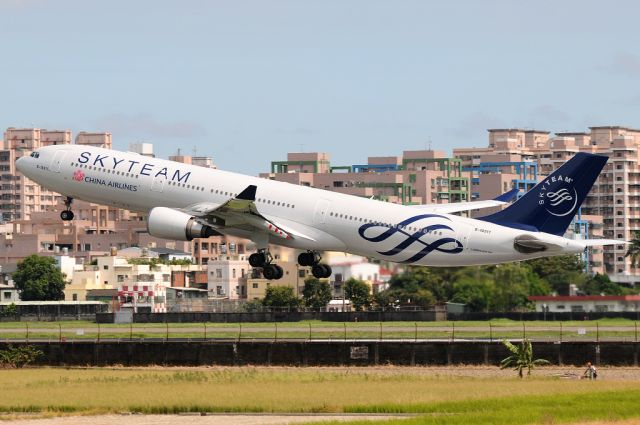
[313,199,330,224]
[151,177,165,192]
[50,150,65,173]
[456,222,472,251]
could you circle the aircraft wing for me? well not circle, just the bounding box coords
[410,199,508,214]
[181,185,315,241]
[409,188,519,214]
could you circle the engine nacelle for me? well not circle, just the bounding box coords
[147,207,215,241]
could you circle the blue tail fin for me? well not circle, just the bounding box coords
[478,152,608,236]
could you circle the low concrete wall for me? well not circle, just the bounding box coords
[96,311,439,324]
[6,341,638,367]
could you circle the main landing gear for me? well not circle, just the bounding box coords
[298,251,332,279]
[249,250,284,280]
[60,196,75,221]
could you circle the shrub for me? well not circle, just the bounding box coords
[0,345,43,368]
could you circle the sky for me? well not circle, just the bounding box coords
[1,0,639,174]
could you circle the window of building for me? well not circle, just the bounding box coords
[252,283,258,289]
[298,270,306,278]
[232,269,236,278]
[216,269,222,278]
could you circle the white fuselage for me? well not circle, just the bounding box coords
[17,145,586,266]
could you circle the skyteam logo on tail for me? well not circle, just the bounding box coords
[358,214,463,263]
[538,175,578,217]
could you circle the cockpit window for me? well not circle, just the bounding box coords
[29,152,40,158]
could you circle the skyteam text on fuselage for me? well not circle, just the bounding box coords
[16,145,623,280]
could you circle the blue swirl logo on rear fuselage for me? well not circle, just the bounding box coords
[357,214,463,263]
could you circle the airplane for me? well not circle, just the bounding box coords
[16,145,622,280]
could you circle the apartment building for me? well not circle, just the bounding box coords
[261,150,470,205]
[454,126,640,283]
[0,128,113,222]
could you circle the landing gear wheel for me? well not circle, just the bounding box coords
[61,196,74,221]
[60,210,74,221]
[320,264,332,278]
[312,264,332,279]
[298,252,315,267]
[263,264,284,280]
[249,252,268,268]
[273,264,284,280]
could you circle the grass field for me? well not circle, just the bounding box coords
[0,318,638,342]
[1,367,640,424]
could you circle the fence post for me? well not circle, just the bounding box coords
[414,322,417,342]
[309,322,312,341]
[344,322,347,341]
[58,323,62,343]
[636,322,638,343]
[379,322,383,341]
[26,322,29,343]
[97,323,100,343]
[451,322,455,342]
[489,323,493,342]
[274,322,278,341]
[166,322,169,341]
[130,321,133,342]
[238,322,242,341]
[204,322,207,340]
[596,322,599,343]
[560,322,563,344]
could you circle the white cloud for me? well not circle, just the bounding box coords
[93,113,207,139]
[611,53,640,77]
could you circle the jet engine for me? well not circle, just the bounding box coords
[147,207,215,241]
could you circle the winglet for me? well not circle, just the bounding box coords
[493,188,519,203]
[236,185,257,201]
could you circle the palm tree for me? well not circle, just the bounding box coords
[625,231,640,268]
[500,339,549,378]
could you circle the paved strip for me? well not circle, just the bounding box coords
[8,414,412,425]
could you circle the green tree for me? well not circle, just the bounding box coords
[262,286,300,310]
[491,263,532,311]
[302,277,333,310]
[450,269,494,312]
[12,255,67,301]
[343,278,371,311]
[581,273,628,296]
[242,299,263,312]
[625,231,640,268]
[526,255,585,295]
[500,339,550,378]
[385,268,436,308]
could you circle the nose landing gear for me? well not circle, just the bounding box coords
[298,251,332,279]
[60,197,75,221]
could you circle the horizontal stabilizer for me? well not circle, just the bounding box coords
[579,239,629,247]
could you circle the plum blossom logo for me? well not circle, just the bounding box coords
[72,170,85,182]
